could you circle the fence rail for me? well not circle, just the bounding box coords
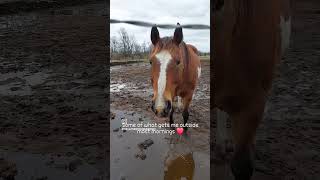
[110,19,210,29]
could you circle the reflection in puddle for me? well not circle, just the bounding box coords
[110,109,209,180]
[164,153,195,180]
[164,136,195,180]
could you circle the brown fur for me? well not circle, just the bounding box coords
[213,0,291,179]
[149,26,201,126]
[150,37,200,108]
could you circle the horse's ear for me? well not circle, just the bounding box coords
[151,26,160,45]
[173,23,183,45]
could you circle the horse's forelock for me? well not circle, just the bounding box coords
[152,37,189,70]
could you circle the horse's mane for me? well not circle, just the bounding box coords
[187,44,199,55]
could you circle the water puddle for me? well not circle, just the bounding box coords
[110,109,210,180]
[110,83,126,93]
[0,150,100,180]
[110,81,153,98]
[110,80,209,101]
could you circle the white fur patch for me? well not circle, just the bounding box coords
[155,50,171,108]
[197,66,201,78]
[280,16,291,55]
[172,96,183,110]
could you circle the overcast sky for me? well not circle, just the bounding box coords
[110,0,210,52]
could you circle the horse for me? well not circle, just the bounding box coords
[149,25,201,131]
[213,0,291,179]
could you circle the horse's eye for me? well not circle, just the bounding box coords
[176,60,180,65]
[149,60,152,64]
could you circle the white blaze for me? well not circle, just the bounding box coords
[155,50,172,108]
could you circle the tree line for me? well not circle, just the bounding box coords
[110,28,210,60]
[110,28,151,60]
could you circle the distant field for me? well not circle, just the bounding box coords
[200,55,210,61]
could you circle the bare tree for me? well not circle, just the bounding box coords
[110,36,118,54]
[118,28,132,57]
[111,28,152,60]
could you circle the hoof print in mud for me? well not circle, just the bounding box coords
[137,139,154,150]
[135,151,147,160]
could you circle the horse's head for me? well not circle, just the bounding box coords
[149,25,184,117]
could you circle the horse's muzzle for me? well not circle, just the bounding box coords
[151,100,172,117]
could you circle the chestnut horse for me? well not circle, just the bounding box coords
[149,25,201,130]
[213,0,291,179]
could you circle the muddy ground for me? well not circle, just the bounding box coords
[0,0,105,15]
[0,0,319,180]
[213,0,320,180]
[110,61,210,180]
[0,1,107,180]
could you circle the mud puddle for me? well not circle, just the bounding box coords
[0,150,100,180]
[110,109,210,180]
[110,82,152,97]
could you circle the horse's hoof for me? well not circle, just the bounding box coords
[213,144,227,163]
[231,149,254,180]
[183,126,188,132]
[213,139,233,163]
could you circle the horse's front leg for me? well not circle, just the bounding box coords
[182,95,192,131]
[214,108,229,159]
[230,96,266,180]
[169,107,174,128]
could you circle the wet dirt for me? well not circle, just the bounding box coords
[0,150,99,180]
[0,0,318,179]
[110,62,210,180]
[0,2,107,180]
[212,0,320,179]
[0,0,106,16]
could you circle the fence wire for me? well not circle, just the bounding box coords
[110,19,210,29]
